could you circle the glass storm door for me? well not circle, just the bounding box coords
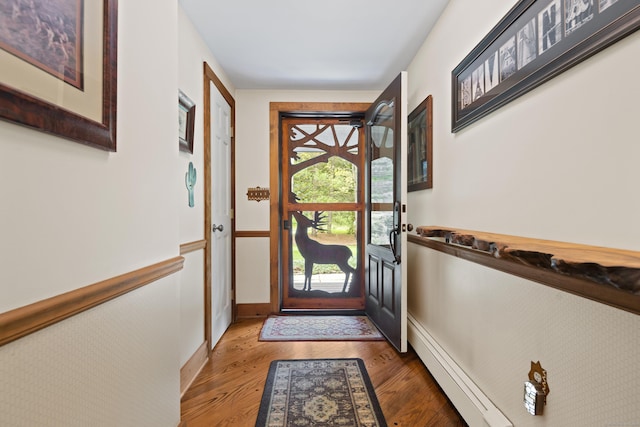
[364,72,408,352]
[281,116,365,310]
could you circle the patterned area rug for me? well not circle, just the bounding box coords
[256,359,387,427]
[259,315,384,341]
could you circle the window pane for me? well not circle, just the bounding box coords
[289,122,360,204]
[291,155,358,203]
[291,210,359,295]
[368,103,395,247]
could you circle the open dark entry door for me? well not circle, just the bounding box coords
[364,72,408,352]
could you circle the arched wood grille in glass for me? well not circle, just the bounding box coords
[281,118,365,307]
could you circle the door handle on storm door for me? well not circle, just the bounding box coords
[212,224,224,232]
[389,201,401,264]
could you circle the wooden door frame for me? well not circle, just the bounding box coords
[204,63,235,355]
[268,102,371,314]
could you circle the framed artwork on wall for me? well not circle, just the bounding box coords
[408,95,433,192]
[0,0,118,151]
[451,0,640,132]
[178,90,195,154]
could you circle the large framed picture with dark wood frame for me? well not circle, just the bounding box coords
[408,95,433,192]
[451,0,640,132]
[0,0,118,151]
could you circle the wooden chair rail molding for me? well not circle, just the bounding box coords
[408,227,640,315]
[180,239,207,255]
[0,256,185,347]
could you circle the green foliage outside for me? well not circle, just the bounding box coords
[293,153,357,234]
[291,153,359,274]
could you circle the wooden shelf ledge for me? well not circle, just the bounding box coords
[409,226,640,315]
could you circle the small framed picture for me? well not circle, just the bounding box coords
[178,90,196,154]
[407,95,433,192]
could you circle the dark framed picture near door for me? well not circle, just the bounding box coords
[408,95,433,192]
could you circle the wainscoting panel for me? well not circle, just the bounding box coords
[235,237,271,305]
[179,250,206,367]
[408,313,512,427]
[0,274,181,426]
[180,341,208,397]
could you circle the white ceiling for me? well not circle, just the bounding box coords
[178,0,450,91]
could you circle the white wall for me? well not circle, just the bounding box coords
[406,0,640,425]
[234,89,379,304]
[0,0,183,425]
[176,6,235,366]
[177,7,206,247]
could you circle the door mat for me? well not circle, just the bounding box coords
[258,315,384,341]
[256,358,387,427]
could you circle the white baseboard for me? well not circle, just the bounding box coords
[407,313,512,427]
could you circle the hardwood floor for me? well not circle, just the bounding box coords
[181,318,468,427]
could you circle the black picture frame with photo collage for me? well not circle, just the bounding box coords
[451,0,640,132]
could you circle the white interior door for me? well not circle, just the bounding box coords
[210,81,232,349]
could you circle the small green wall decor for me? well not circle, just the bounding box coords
[185,162,197,207]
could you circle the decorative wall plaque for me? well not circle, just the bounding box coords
[185,162,197,207]
[247,186,270,202]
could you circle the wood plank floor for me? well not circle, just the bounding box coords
[181,318,468,427]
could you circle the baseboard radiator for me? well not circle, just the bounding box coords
[407,314,512,427]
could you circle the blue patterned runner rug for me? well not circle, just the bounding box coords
[256,358,387,427]
[259,315,385,341]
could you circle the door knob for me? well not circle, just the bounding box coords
[212,224,224,232]
[407,224,414,232]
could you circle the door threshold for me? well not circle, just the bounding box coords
[278,309,365,316]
